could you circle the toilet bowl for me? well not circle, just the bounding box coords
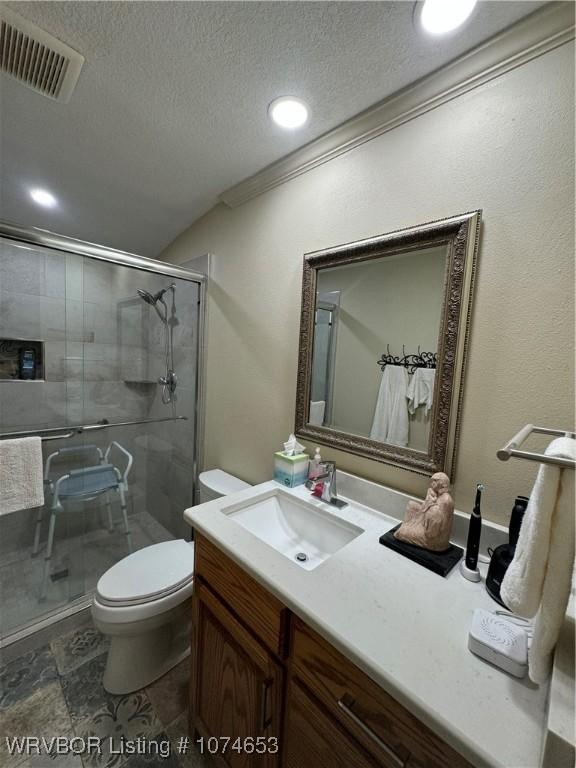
[91,469,250,694]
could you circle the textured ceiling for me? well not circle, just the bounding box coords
[0,1,547,257]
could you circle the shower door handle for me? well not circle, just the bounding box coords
[42,432,75,442]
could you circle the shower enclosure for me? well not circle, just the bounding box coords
[0,222,205,644]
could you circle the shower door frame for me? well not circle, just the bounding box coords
[0,220,208,647]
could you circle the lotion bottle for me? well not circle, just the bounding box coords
[308,447,322,481]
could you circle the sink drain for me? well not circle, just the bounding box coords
[295,552,308,563]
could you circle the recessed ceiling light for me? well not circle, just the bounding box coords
[268,97,308,129]
[419,0,477,35]
[30,187,57,208]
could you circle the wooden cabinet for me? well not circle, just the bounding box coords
[285,680,383,768]
[290,618,469,768]
[190,535,472,768]
[191,582,283,767]
[195,536,290,657]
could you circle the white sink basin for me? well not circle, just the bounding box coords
[223,488,363,570]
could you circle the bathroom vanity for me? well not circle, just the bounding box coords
[191,533,469,768]
[184,478,554,768]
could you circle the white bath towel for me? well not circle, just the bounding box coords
[501,437,576,683]
[309,400,326,426]
[407,368,436,415]
[370,365,409,447]
[0,437,44,516]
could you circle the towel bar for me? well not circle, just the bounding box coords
[0,415,188,441]
[497,424,576,469]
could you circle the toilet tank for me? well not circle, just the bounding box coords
[198,469,251,504]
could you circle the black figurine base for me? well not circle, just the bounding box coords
[379,524,463,577]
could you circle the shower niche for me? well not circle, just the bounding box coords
[0,338,44,381]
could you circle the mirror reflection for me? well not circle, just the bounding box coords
[309,245,447,451]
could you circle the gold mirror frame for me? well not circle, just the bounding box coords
[295,211,482,477]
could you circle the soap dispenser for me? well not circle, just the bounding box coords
[308,447,322,481]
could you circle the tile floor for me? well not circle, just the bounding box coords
[0,620,208,768]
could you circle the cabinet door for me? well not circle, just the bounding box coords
[285,680,385,768]
[191,581,283,768]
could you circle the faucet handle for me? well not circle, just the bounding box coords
[307,461,347,509]
[319,461,336,503]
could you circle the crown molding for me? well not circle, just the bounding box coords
[219,2,575,209]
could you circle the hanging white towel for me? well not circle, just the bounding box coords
[501,437,576,684]
[406,368,436,415]
[309,400,326,426]
[370,365,409,447]
[0,437,45,516]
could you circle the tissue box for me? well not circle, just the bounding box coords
[274,451,309,488]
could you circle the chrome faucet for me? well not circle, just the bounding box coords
[307,461,348,508]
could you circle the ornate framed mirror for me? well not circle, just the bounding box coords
[295,211,481,476]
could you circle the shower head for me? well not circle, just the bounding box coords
[137,288,157,306]
[137,283,175,307]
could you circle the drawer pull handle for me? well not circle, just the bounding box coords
[260,679,273,731]
[337,696,406,768]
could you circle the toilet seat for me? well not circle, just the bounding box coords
[96,539,195,608]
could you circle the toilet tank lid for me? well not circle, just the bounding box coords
[199,469,251,496]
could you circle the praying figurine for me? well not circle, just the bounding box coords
[394,472,454,551]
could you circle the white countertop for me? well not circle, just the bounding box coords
[185,478,550,768]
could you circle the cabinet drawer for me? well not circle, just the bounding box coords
[194,534,289,657]
[285,680,382,768]
[291,618,471,768]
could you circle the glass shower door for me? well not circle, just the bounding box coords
[0,232,202,641]
[0,237,77,633]
[67,260,200,596]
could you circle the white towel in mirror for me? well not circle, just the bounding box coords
[0,436,44,516]
[370,365,409,447]
[407,367,436,415]
[309,400,326,426]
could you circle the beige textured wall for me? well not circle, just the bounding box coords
[162,43,575,525]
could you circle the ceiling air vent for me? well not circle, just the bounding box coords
[0,6,84,103]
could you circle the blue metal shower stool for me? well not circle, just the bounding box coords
[34,442,133,601]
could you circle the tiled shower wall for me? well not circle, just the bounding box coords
[0,241,159,428]
[144,285,199,540]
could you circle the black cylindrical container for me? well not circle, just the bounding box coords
[509,495,529,548]
[486,544,515,607]
[486,495,529,607]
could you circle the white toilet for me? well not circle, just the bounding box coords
[91,469,250,694]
